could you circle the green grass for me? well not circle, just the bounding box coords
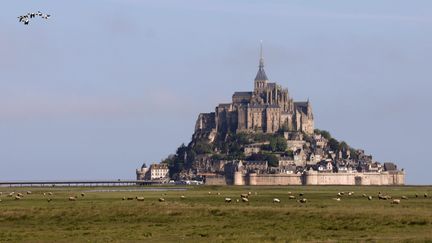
[0,186,431,242]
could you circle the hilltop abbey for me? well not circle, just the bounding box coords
[138,44,405,186]
[196,47,314,140]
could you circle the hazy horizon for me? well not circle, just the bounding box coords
[1,1,431,184]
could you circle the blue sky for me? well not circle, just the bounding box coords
[1,1,431,184]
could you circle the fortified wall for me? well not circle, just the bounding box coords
[205,171,405,186]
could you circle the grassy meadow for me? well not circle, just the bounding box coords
[0,185,431,242]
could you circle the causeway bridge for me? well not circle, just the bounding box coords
[0,180,158,187]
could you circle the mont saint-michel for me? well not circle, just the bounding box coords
[137,48,405,186]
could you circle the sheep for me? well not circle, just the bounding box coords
[136,197,144,201]
[208,192,211,195]
[81,193,85,197]
[236,199,240,203]
[298,198,307,203]
[122,197,126,200]
[180,195,186,199]
[348,192,354,196]
[17,193,23,197]
[391,199,401,204]
[127,197,134,200]
[362,194,368,198]
[289,195,296,199]
[378,194,389,200]
[368,196,373,200]
[241,197,249,202]
[43,192,46,196]
[425,193,428,198]
[337,192,344,197]
[273,198,281,203]
[248,191,252,195]
[15,196,21,200]
[8,192,14,197]
[26,191,32,195]
[48,192,53,196]
[333,198,341,201]
[299,193,304,197]
[401,196,408,200]
[415,193,419,198]
[217,192,221,195]
[47,198,52,202]
[225,198,232,203]
[69,197,76,201]
[287,191,292,195]
[0,199,2,202]
[159,197,165,202]
[240,194,249,198]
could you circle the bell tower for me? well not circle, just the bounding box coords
[254,41,268,91]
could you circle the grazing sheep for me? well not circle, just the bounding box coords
[348,192,353,196]
[69,197,76,201]
[17,193,23,197]
[337,192,343,197]
[391,199,401,204]
[48,192,53,196]
[240,194,249,198]
[208,192,211,195]
[368,196,373,200]
[81,193,85,197]
[8,192,14,197]
[415,193,418,198]
[159,197,165,202]
[425,193,428,198]
[43,192,46,196]
[378,194,389,200]
[248,192,252,195]
[298,198,307,203]
[180,195,186,199]
[362,194,367,198]
[15,196,21,200]
[136,197,144,201]
[122,197,126,200]
[225,198,232,203]
[287,191,292,195]
[26,191,32,194]
[333,198,341,201]
[401,196,408,200]
[47,198,52,202]
[273,198,281,203]
[217,192,221,195]
[241,197,249,202]
[289,195,296,199]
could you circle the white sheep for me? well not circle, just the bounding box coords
[333,198,341,201]
[26,191,32,194]
[47,198,52,202]
[159,197,165,202]
[401,196,408,200]
[241,197,249,202]
[368,196,373,200]
[391,199,401,204]
[69,197,76,201]
[289,195,296,199]
[225,198,232,203]
[298,198,307,203]
[15,196,21,200]
[240,194,249,198]
[136,197,144,201]
[48,192,53,196]
[273,198,280,203]
[180,195,186,199]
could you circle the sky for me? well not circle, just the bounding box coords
[1,1,431,184]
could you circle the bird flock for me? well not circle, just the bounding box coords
[18,11,51,25]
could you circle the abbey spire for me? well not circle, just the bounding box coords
[255,41,268,82]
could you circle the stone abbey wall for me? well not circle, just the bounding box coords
[205,171,405,186]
